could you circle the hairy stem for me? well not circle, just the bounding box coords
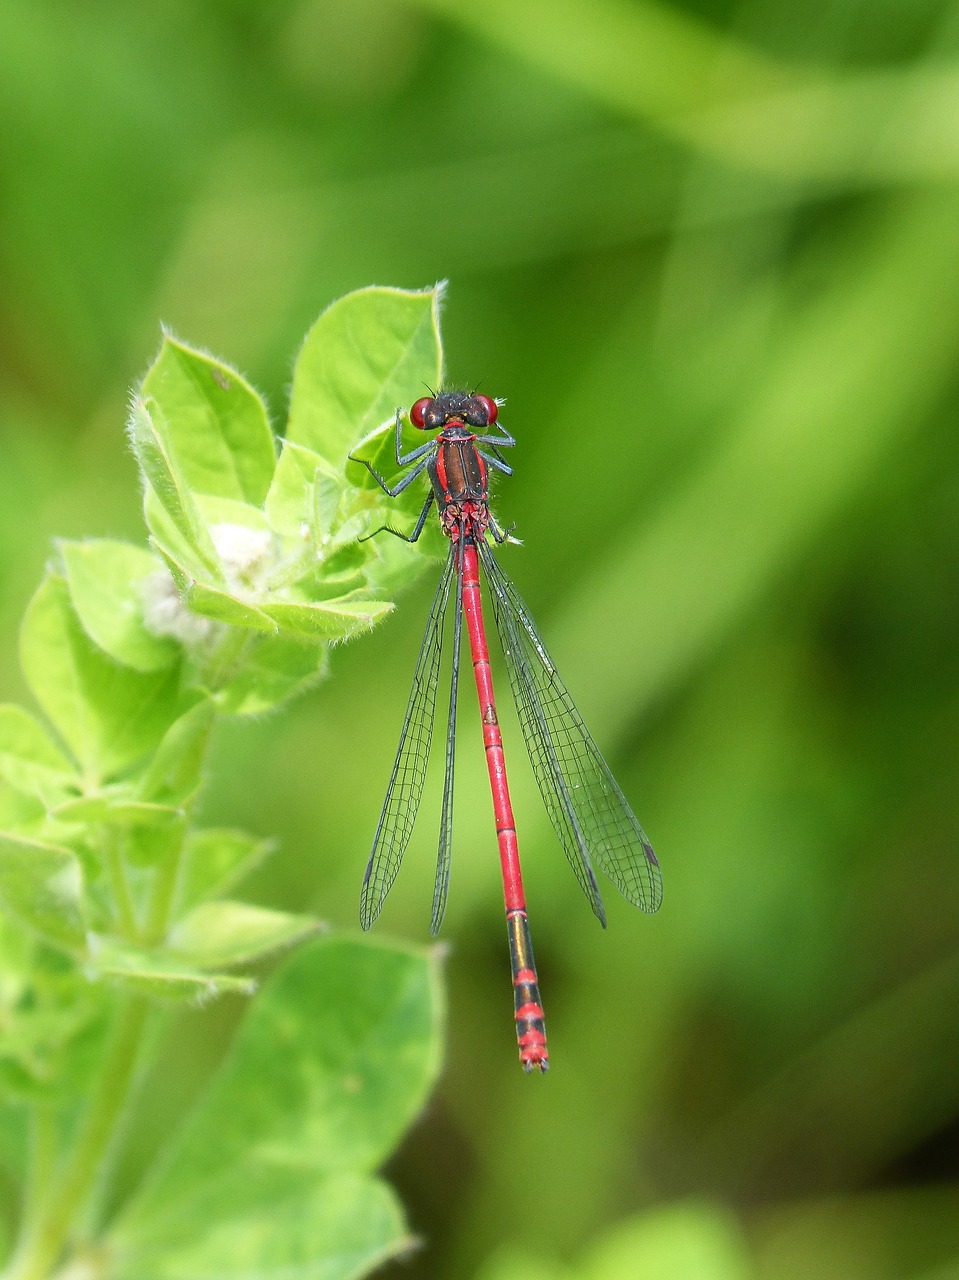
[203,626,255,692]
[141,827,185,947]
[4,997,148,1280]
[17,1106,56,1248]
[103,828,137,941]
[4,815,191,1280]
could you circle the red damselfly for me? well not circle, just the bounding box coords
[352,391,662,1071]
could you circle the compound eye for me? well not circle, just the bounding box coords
[409,397,432,429]
[474,394,498,425]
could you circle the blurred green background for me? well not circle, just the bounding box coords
[2,0,959,1277]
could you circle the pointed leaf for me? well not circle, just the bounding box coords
[288,285,444,465]
[180,828,276,910]
[0,705,77,797]
[128,396,218,570]
[265,439,338,539]
[87,936,256,1002]
[261,596,393,640]
[20,573,187,782]
[188,582,280,633]
[142,488,217,588]
[153,543,278,634]
[51,795,181,827]
[169,901,321,969]
[113,937,443,1240]
[0,832,85,951]
[141,333,277,504]
[138,699,215,806]
[59,540,179,672]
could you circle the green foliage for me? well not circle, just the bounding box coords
[110,938,441,1280]
[0,286,445,1279]
[5,4,959,1279]
[479,1204,754,1280]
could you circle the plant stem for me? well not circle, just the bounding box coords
[203,626,254,692]
[141,828,185,947]
[103,829,137,940]
[18,1106,56,1246]
[4,996,149,1280]
[4,815,191,1280]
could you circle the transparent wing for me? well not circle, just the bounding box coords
[431,537,465,936]
[360,550,455,928]
[478,540,662,918]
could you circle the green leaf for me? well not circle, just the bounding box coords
[138,699,215,806]
[579,1205,754,1280]
[213,635,328,716]
[0,782,47,837]
[87,936,256,1002]
[142,488,218,589]
[0,925,110,1102]
[187,581,280,632]
[126,817,187,870]
[194,493,274,535]
[362,524,444,596]
[0,831,85,951]
[168,901,321,969]
[0,704,77,798]
[479,1206,755,1280]
[59,540,179,672]
[265,439,338,539]
[141,332,277,505]
[127,395,218,571]
[153,542,279,634]
[287,284,444,466]
[112,937,443,1242]
[262,596,393,640]
[179,828,276,910]
[194,495,278,594]
[111,1173,408,1280]
[20,572,188,782]
[50,794,181,828]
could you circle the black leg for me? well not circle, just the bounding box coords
[348,452,431,498]
[475,421,516,449]
[487,513,518,544]
[395,409,436,466]
[360,491,435,543]
[477,447,513,476]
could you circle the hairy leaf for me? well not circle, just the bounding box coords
[288,284,444,466]
[59,540,179,672]
[128,396,218,571]
[87,936,256,1002]
[20,574,188,783]
[141,333,277,505]
[0,705,77,798]
[168,901,321,969]
[138,699,215,806]
[0,832,85,951]
[179,828,276,910]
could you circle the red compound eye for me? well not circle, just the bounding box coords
[409,397,431,429]
[475,394,498,425]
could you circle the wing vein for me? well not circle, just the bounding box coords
[360,550,455,928]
